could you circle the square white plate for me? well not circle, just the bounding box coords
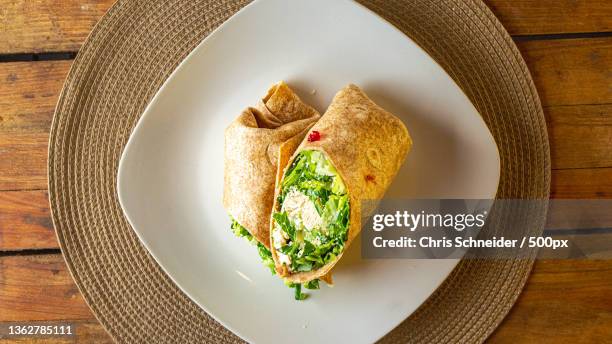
[117,0,500,343]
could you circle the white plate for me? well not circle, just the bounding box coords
[117,0,500,343]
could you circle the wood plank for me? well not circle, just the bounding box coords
[0,60,71,191]
[551,168,612,199]
[0,254,112,343]
[517,37,612,106]
[0,190,56,251]
[0,1,610,55]
[547,104,612,169]
[485,0,612,36]
[0,132,49,191]
[517,37,612,107]
[0,0,116,55]
[0,321,112,344]
[0,254,94,321]
[0,61,68,132]
[489,259,612,343]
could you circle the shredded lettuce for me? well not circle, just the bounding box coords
[257,241,276,274]
[285,279,319,300]
[230,218,255,242]
[272,212,295,241]
[230,217,318,300]
[287,282,307,300]
[304,279,320,290]
[273,150,350,275]
[230,217,275,274]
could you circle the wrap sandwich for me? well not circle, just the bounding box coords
[224,82,320,257]
[270,84,412,284]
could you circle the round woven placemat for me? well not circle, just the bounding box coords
[49,0,550,343]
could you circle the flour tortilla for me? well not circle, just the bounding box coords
[224,82,320,248]
[272,84,412,282]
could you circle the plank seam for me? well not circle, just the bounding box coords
[0,248,61,257]
[513,31,612,41]
[0,52,77,63]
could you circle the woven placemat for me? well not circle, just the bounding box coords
[48,0,550,343]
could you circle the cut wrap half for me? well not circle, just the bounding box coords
[271,84,412,283]
[224,82,320,249]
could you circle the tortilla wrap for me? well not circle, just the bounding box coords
[272,84,412,282]
[224,82,320,248]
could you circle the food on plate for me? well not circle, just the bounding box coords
[270,84,412,284]
[224,83,411,300]
[223,82,320,252]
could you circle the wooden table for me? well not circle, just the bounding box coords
[0,1,610,343]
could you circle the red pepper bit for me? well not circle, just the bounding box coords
[365,174,376,183]
[307,130,321,142]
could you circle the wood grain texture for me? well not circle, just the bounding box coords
[0,254,94,322]
[0,60,71,191]
[0,133,49,192]
[517,38,612,107]
[547,104,612,169]
[485,0,612,35]
[0,190,55,251]
[488,260,612,343]
[0,0,116,55]
[0,255,112,342]
[551,168,612,199]
[0,1,611,55]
